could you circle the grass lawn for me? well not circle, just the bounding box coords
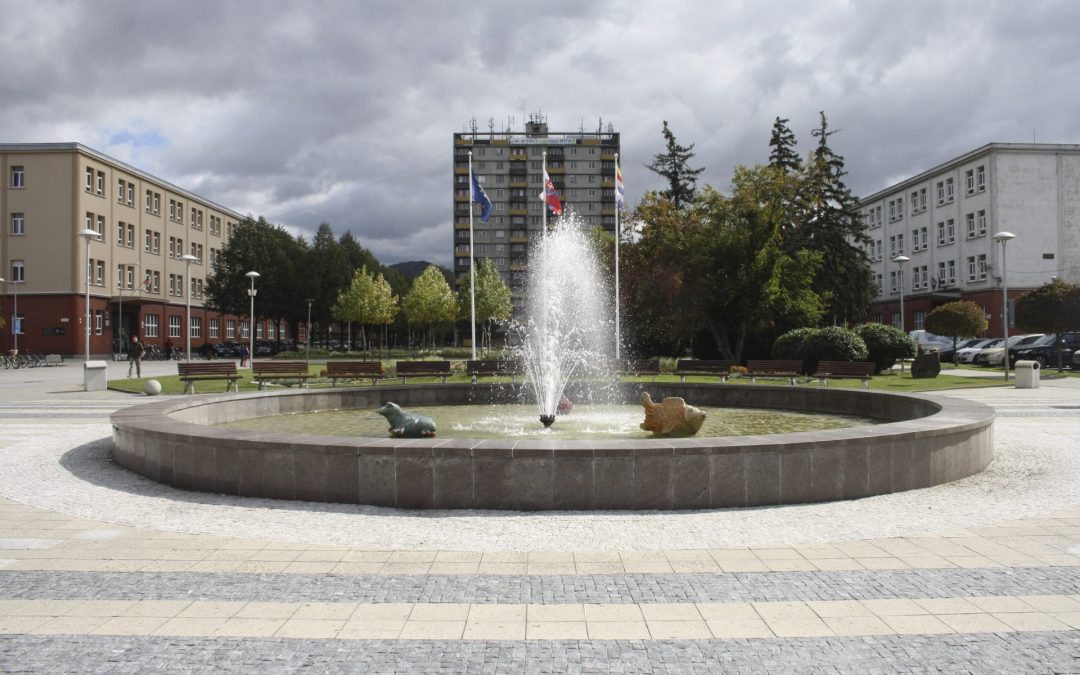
[110,363,1012,396]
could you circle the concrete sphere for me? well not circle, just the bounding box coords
[143,379,162,396]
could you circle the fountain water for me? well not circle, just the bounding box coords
[514,213,617,427]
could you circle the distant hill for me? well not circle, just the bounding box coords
[390,260,452,283]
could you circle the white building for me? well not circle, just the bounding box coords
[859,143,1080,336]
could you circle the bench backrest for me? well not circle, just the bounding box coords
[178,362,238,376]
[675,359,734,372]
[252,361,309,375]
[622,359,661,374]
[327,361,384,375]
[466,360,524,375]
[746,359,803,373]
[396,360,452,375]
[815,360,876,376]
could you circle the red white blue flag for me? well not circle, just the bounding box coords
[615,162,625,210]
[541,170,562,216]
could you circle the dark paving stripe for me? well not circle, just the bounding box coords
[2,567,1080,604]
[1,633,1078,673]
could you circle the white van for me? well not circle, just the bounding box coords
[908,330,953,352]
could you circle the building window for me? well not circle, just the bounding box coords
[116,264,124,289]
[914,309,927,330]
[210,318,220,339]
[126,265,135,289]
[936,181,945,205]
[11,165,25,188]
[169,315,181,338]
[85,167,94,192]
[168,273,176,296]
[11,260,25,283]
[145,314,159,338]
[967,254,988,282]
[226,319,236,339]
[118,178,126,202]
[256,323,263,339]
[153,193,160,215]
[96,170,104,195]
[241,320,249,339]
[965,169,975,195]
[145,189,152,212]
[976,210,986,237]
[889,270,898,293]
[945,177,954,202]
[875,273,883,296]
[190,317,201,339]
[152,271,160,294]
[11,213,25,235]
[95,310,104,335]
[127,183,134,205]
[975,165,986,192]
[95,260,105,286]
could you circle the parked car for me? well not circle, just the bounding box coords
[210,342,240,358]
[955,338,1001,364]
[1014,332,1080,369]
[1073,349,1080,371]
[975,334,1043,366]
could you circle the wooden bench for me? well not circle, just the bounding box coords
[252,361,311,390]
[178,362,239,394]
[396,360,453,383]
[673,359,735,382]
[812,360,876,389]
[327,361,386,387]
[619,359,662,378]
[465,360,524,380]
[746,359,803,386]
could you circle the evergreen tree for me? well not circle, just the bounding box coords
[768,117,800,174]
[798,111,874,324]
[645,121,704,209]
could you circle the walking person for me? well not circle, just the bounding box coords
[128,336,145,378]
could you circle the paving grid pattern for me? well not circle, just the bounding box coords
[4,568,1080,604]
[2,633,1079,674]
[1,365,1080,671]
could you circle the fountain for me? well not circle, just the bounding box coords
[110,216,995,510]
[515,213,616,428]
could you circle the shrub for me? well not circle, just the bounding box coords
[771,327,818,361]
[804,326,868,369]
[854,323,916,373]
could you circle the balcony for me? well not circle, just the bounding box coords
[509,153,527,161]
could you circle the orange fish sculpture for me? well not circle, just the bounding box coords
[639,392,706,437]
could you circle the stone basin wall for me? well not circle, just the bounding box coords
[110,383,994,511]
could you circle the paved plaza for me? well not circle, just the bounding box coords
[1,360,1079,672]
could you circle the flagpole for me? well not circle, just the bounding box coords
[468,151,477,361]
[542,151,547,232]
[614,153,621,362]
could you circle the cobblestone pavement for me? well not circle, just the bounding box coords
[1,365,1079,672]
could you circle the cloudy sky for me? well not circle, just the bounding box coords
[3,0,1077,266]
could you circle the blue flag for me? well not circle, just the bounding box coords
[471,174,493,223]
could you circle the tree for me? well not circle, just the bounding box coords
[458,258,512,353]
[307,223,351,344]
[787,111,874,324]
[402,265,458,350]
[333,266,400,353]
[1015,278,1080,370]
[768,117,801,174]
[854,323,916,373]
[645,121,704,209]
[924,301,989,362]
[369,272,399,355]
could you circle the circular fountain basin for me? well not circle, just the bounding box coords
[110,383,994,511]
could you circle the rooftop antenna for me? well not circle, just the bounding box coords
[488,117,495,138]
[517,98,527,131]
[469,116,478,134]
[597,116,603,133]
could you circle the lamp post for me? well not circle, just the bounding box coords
[11,279,19,352]
[305,298,313,365]
[993,231,1017,381]
[180,254,198,360]
[246,271,259,367]
[0,277,5,352]
[891,255,910,333]
[77,228,100,360]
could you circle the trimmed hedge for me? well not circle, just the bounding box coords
[855,323,916,373]
[772,326,869,374]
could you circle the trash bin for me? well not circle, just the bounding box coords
[1014,359,1040,389]
[83,360,108,392]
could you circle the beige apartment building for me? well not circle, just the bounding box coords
[453,115,620,313]
[0,143,264,357]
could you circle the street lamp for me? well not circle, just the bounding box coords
[77,228,100,360]
[10,278,19,352]
[180,254,198,360]
[891,255,910,333]
[993,231,1017,381]
[305,298,313,364]
[246,271,259,367]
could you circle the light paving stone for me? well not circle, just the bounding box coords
[408,603,471,622]
[807,600,874,618]
[527,604,585,622]
[646,620,712,639]
[639,603,702,622]
[433,551,483,563]
[914,597,983,614]
[584,604,645,622]
[62,600,135,617]
[881,614,956,635]
[992,612,1072,632]
[0,616,49,634]
[1017,594,1080,612]
[696,602,760,621]
[525,621,588,640]
[291,602,358,621]
[467,604,526,623]
[119,601,192,618]
[753,601,816,621]
[1053,611,1080,629]
[822,616,893,636]
[967,596,1036,613]
[176,601,247,619]
[586,620,650,640]
[275,619,346,639]
[938,612,1015,633]
[215,618,286,638]
[399,620,465,640]
[350,604,414,622]
[861,598,930,617]
[153,617,229,636]
[764,617,834,638]
[461,621,526,640]
[91,616,168,636]
[706,618,775,638]
[28,615,111,635]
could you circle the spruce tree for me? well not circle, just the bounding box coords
[768,117,801,174]
[800,111,874,324]
[645,121,704,209]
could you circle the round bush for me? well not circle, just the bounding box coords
[771,327,817,360]
[805,326,868,369]
[854,323,916,373]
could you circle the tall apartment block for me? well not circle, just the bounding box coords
[0,143,262,357]
[859,143,1080,337]
[453,115,620,311]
